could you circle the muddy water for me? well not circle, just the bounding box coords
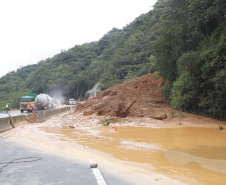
[41,126,226,185]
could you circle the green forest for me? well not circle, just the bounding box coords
[0,0,225,120]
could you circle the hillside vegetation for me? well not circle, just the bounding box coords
[0,0,225,120]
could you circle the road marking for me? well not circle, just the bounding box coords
[92,167,107,185]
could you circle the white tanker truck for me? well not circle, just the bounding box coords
[35,93,54,110]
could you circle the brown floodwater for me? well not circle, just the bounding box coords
[40,126,226,185]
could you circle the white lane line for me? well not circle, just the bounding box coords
[92,167,107,185]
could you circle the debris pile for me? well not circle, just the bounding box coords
[28,112,37,123]
[77,73,169,119]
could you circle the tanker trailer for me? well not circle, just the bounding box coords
[35,93,54,110]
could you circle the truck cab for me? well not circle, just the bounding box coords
[20,96,35,113]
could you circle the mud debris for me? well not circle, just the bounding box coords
[28,112,37,123]
[77,73,169,118]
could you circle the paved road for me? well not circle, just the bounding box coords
[0,136,99,185]
[0,136,133,185]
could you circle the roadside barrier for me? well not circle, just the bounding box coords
[0,106,76,132]
[36,107,69,122]
[0,115,25,132]
[36,105,76,122]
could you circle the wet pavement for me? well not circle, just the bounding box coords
[2,109,225,185]
[0,135,140,185]
[40,125,226,185]
[0,136,98,185]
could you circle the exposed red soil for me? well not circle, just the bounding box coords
[77,73,171,118]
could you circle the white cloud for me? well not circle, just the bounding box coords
[0,0,157,77]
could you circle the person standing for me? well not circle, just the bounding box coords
[27,103,31,114]
[5,103,9,113]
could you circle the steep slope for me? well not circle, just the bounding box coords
[0,10,159,109]
[0,0,225,120]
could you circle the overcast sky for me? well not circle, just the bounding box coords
[0,0,157,77]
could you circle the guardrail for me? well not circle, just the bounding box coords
[37,105,76,122]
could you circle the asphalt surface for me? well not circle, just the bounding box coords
[0,107,157,185]
[0,136,98,185]
[0,135,135,185]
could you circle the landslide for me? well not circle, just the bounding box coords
[77,73,171,119]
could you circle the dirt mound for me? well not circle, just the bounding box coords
[77,73,169,118]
